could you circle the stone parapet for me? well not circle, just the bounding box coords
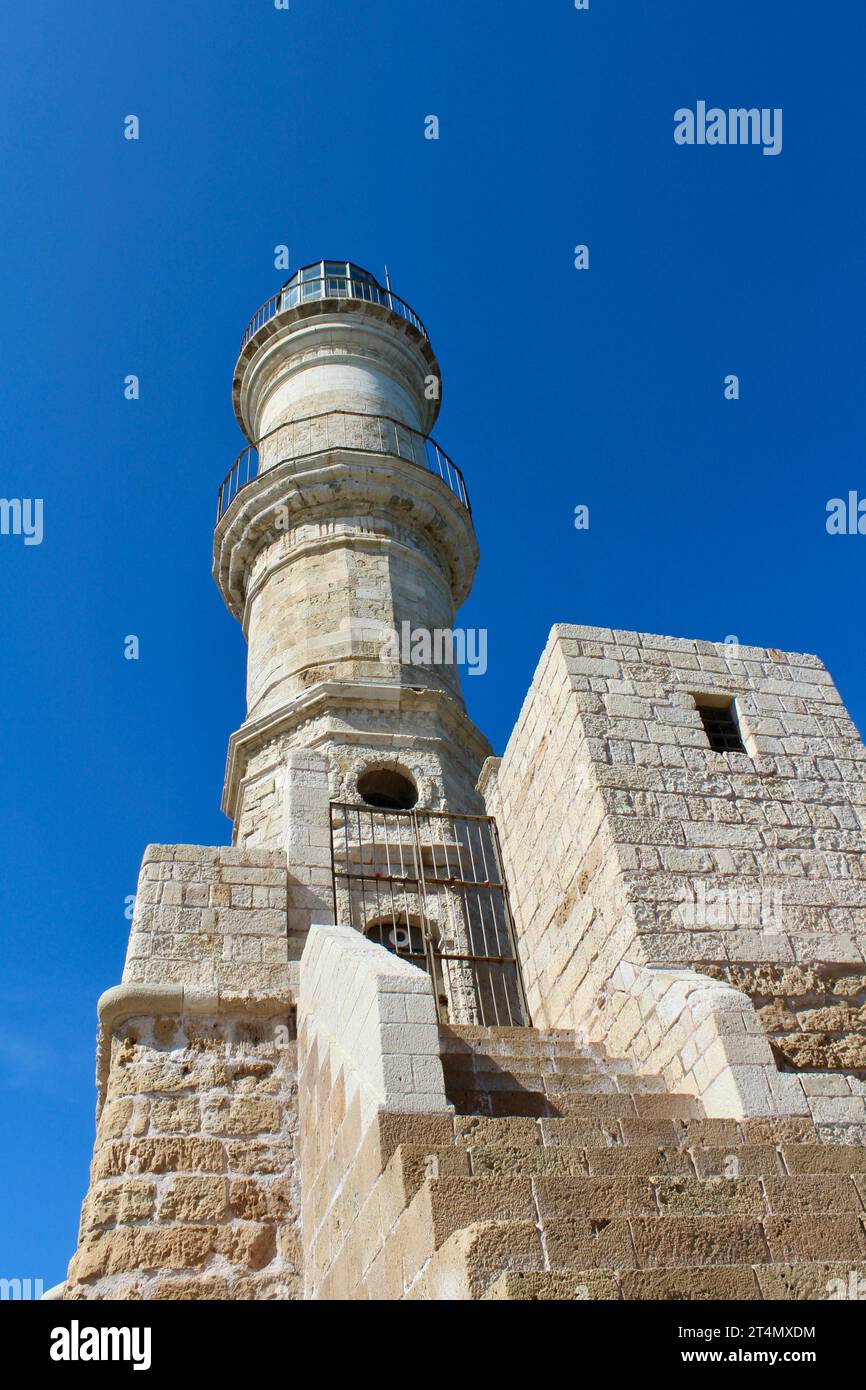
[65,1005,299,1301]
[298,924,447,1128]
[124,843,297,988]
[297,924,448,1296]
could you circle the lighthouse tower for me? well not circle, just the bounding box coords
[63,265,526,1303]
[213,261,491,867]
[63,262,866,1304]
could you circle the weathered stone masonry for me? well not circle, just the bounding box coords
[65,262,495,1299]
[62,263,866,1300]
[482,625,866,1137]
[65,845,302,1299]
[67,1009,300,1300]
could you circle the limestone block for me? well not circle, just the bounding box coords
[486,626,866,1123]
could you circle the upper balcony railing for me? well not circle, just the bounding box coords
[240,261,429,352]
[216,410,469,522]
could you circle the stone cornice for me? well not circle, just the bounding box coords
[476,755,502,801]
[212,450,479,621]
[95,981,297,1115]
[221,681,494,819]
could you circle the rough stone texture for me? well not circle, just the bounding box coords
[125,844,294,985]
[296,1018,866,1301]
[66,1013,300,1300]
[483,625,866,1130]
[710,961,866,1074]
[297,925,450,1296]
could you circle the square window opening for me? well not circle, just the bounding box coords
[695,698,746,754]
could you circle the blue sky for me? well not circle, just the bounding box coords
[1,0,864,1287]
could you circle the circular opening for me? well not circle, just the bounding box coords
[365,918,426,960]
[356,768,418,810]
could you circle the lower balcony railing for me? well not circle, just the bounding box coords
[216,410,470,521]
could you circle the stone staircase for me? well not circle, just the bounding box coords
[399,1024,866,1300]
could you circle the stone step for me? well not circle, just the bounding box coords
[464,1143,694,1180]
[445,1064,600,1084]
[439,1039,616,1067]
[442,1033,609,1053]
[439,1030,603,1051]
[447,1088,701,1122]
[441,1062,648,1091]
[446,1088,552,1118]
[445,1070,623,1096]
[404,1160,866,1227]
[441,1025,589,1047]
[609,1213,866,1267]
[441,1050,606,1074]
[439,1023,693,1129]
[424,1022,866,1299]
[482,1262,866,1300]
[443,1069,668,1100]
[461,1139,866,1181]
[454,1119,866,1174]
[401,1163,866,1297]
[455,1116,866,1177]
[441,1052,633,1077]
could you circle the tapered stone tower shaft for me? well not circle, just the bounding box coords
[213,261,491,852]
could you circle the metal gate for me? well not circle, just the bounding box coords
[329,802,530,1028]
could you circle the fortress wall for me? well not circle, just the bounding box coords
[63,837,320,1298]
[64,1007,300,1300]
[297,924,451,1300]
[486,626,866,1133]
[124,845,291,991]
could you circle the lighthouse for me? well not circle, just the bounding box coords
[214,261,492,846]
[212,262,524,1019]
[62,262,866,1304]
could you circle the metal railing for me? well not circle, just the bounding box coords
[216,410,470,521]
[240,273,428,351]
[329,802,530,1029]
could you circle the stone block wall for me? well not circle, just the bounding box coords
[483,625,866,1134]
[126,841,326,976]
[127,844,289,987]
[64,835,322,1299]
[732,963,866,1073]
[65,1004,299,1300]
[297,924,449,1297]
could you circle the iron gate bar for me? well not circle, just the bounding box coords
[328,801,530,1028]
[426,952,518,965]
[408,803,440,1007]
[331,869,503,892]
